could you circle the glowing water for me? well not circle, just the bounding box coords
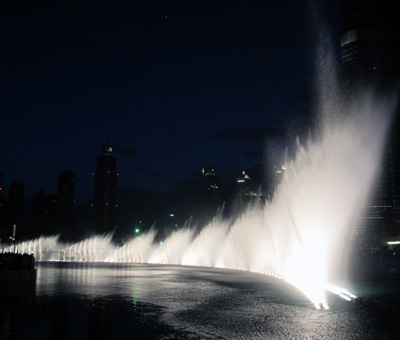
[10,93,394,309]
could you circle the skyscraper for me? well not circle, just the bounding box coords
[92,144,118,234]
[236,170,252,206]
[339,0,400,243]
[340,0,400,88]
[202,166,222,220]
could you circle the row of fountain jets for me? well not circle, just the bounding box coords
[7,68,396,308]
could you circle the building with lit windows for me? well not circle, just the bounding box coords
[92,144,118,234]
[202,166,222,220]
[236,170,266,208]
[237,170,252,204]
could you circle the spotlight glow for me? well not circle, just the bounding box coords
[387,241,400,245]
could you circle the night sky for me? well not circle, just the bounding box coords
[0,1,338,203]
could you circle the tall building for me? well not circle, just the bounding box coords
[30,172,76,240]
[92,144,118,234]
[236,170,266,209]
[340,0,400,88]
[339,0,400,244]
[202,166,222,220]
[32,189,59,237]
[236,171,252,207]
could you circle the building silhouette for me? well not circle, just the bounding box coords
[92,144,118,234]
[31,170,77,239]
[236,170,266,210]
[340,0,400,87]
[236,171,253,208]
[339,0,400,245]
[202,166,222,220]
[32,189,59,237]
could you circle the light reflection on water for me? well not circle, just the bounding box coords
[36,262,309,313]
[1,263,399,340]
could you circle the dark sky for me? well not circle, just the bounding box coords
[0,1,338,202]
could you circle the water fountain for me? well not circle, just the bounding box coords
[8,21,398,308]
[10,88,395,309]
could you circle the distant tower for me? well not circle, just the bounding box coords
[236,170,264,208]
[92,144,118,234]
[237,170,251,190]
[202,166,222,220]
[58,170,75,240]
[236,170,252,206]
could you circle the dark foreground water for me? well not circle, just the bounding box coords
[1,263,399,340]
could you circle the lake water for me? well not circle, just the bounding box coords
[1,262,399,339]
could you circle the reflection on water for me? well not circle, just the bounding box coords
[1,263,400,340]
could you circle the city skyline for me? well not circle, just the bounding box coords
[0,1,339,202]
[0,141,267,204]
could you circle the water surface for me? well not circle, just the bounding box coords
[1,263,399,339]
